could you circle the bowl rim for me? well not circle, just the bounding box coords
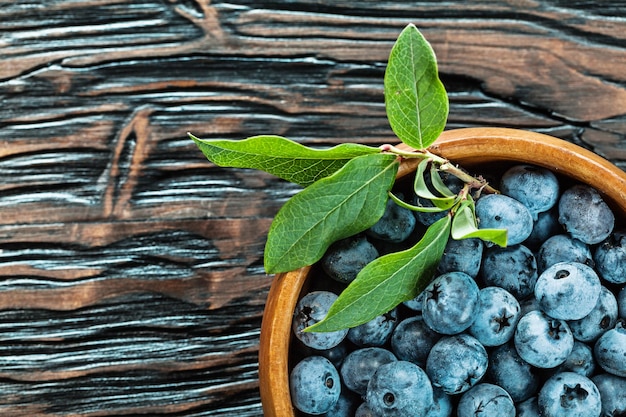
[258,127,626,417]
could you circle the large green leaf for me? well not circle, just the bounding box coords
[190,134,379,187]
[264,153,399,274]
[384,24,449,150]
[307,215,451,332]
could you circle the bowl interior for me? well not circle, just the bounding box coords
[258,127,626,417]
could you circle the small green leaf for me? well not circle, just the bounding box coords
[429,164,455,197]
[307,215,451,332]
[452,199,507,247]
[190,134,380,187]
[388,192,449,213]
[414,159,457,210]
[264,153,399,274]
[384,24,449,150]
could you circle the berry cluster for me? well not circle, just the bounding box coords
[288,164,626,417]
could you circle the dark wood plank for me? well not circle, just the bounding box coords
[1,0,626,415]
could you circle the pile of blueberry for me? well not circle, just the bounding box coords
[288,163,626,417]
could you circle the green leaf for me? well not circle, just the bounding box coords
[388,192,448,213]
[414,159,457,210]
[189,133,380,187]
[264,153,399,274]
[384,24,449,150]
[429,164,455,197]
[451,199,508,247]
[307,215,451,332]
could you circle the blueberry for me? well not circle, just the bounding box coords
[426,334,488,395]
[390,316,441,367]
[457,383,515,417]
[347,308,398,347]
[537,234,593,274]
[568,285,618,343]
[537,372,601,417]
[516,396,540,417]
[487,342,539,402]
[594,320,626,377]
[500,164,560,220]
[340,347,397,396]
[558,184,614,245]
[321,235,379,284]
[591,373,626,417]
[514,310,574,368]
[557,340,595,377]
[469,286,521,347]
[425,387,453,417]
[524,207,562,251]
[367,196,416,243]
[594,230,626,284]
[480,244,538,300]
[366,361,434,416]
[475,193,534,246]
[292,291,348,350]
[422,271,480,335]
[534,261,601,321]
[437,237,483,278]
[289,356,341,415]
[619,286,626,319]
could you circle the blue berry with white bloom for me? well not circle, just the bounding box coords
[480,244,537,300]
[321,236,379,284]
[347,308,398,347]
[457,383,515,417]
[514,310,574,368]
[469,286,521,347]
[591,373,626,417]
[537,234,592,274]
[487,342,539,402]
[289,355,341,415]
[594,230,626,284]
[568,285,618,343]
[500,164,560,220]
[558,184,614,245]
[292,291,348,350]
[594,320,626,377]
[557,340,595,377]
[422,271,480,335]
[436,237,483,278]
[366,361,433,417]
[367,196,416,243]
[538,372,601,417]
[475,193,534,245]
[390,316,441,367]
[534,261,601,321]
[340,347,396,396]
[426,334,488,395]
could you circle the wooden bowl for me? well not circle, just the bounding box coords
[258,127,626,417]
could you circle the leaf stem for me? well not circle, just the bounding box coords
[438,162,499,195]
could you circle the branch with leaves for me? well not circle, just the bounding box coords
[190,24,507,332]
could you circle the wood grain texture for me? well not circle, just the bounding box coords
[1,1,626,415]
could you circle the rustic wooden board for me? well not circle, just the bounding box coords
[1,1,626,415]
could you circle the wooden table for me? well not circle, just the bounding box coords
[1,1,625,415]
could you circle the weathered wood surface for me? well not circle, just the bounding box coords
[1,1,625,415]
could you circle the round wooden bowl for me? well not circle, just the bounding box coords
[258,127,626,417]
